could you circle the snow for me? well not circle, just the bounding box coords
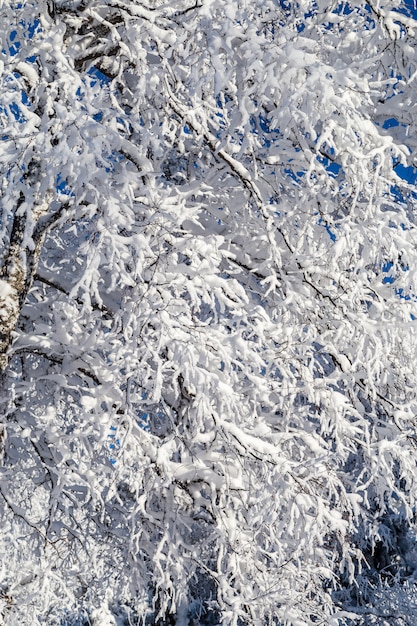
[0,279,13,300]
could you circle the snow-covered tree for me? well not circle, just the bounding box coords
[1,0,417,624]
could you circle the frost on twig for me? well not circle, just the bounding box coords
[1,0,417,625]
